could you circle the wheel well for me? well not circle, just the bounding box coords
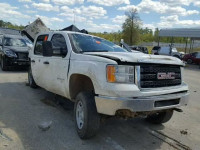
[69,74,95,100]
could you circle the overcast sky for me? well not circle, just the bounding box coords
[0,0,200,32]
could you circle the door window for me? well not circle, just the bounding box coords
[34,35,48,55]
[191,52,198,57]
[51,34,68,57]
[196,53,200,58]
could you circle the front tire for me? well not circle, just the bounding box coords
[1,56,8,71]
[74,92,100,139]
[28,67,38,88]
[146,110,173,124]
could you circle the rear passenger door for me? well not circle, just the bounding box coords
[43,33,69,96]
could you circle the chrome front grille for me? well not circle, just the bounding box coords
[139,64,182,88]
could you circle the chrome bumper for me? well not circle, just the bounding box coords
[95,92,189,116]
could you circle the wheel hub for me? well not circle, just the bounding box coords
[76,101,84,129]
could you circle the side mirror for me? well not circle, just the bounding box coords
[42,41,53,57]
[60,48,67,57]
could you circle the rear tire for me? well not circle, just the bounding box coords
[28,67,38,88]
[1,56,8,71]
[146,110,173,124]
[74,92,100,139]
[187,59,193,64]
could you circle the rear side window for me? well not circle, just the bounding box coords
[196,52,200,58]
[191,52,198,57]
[34,35,48,55]
[51,34,67,57]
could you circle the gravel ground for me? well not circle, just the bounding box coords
[0,65,199,150]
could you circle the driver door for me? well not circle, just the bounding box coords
[42,33,69,96]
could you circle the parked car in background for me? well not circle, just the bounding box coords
[0,34,30,70]
[152,46,182,59]
[182,52,200,64]
[130,46,148,54]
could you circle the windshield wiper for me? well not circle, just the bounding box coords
[80,50,109,53]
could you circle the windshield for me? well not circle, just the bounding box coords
[4,37,27,47]
[69,33,128,53]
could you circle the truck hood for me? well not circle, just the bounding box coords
[84,52,184,66]
[4,46,29,53]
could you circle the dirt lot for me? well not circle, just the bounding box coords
[0,65,200,150]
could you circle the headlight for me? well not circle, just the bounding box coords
[107,65,134,83]
[5,50,17,58]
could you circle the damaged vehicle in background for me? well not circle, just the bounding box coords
[0,34,30,71]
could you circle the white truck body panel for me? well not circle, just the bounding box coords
[29,31,189,116]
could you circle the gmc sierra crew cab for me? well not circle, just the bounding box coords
[28,31,189,139]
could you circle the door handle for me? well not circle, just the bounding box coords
[43,61,49,64]
[31,60,35,63]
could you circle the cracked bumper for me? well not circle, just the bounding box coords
[95,92,189,116]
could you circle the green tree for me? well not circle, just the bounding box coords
[0,20,24,30]
[154,28,159,42]
[122,9,141,45]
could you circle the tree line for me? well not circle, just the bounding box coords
[91,9,186,46]
[0,20,25,30]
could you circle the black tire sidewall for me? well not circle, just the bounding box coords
[1,56,7,71]
[146,110,173,124]
[74,92,100,139]
[28,67,33,85]
[28,67,37,88]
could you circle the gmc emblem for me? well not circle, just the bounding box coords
[157,72,175,80]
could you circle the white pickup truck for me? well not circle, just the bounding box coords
[28,31,189,139]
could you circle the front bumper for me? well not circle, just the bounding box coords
[5,56,29,66]
[95,92,189,116]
